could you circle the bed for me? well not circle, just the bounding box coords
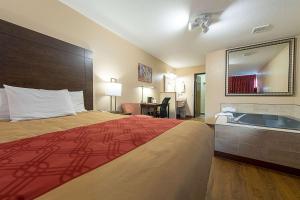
[0,19,214,200]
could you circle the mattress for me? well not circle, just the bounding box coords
[0,111,213,200]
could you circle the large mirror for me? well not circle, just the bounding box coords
[225,38,295,96]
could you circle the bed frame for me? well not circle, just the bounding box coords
[0,19,93,110]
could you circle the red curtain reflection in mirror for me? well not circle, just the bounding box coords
[228,75,257,93]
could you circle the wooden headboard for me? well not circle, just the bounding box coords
[0,19,93,110]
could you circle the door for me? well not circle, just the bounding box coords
[194,73,206,117]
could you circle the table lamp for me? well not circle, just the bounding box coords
[105,78,122,111]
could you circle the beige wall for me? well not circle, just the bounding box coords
[176,66,205,116]
[0,0,174,111]
[259,46,289,92]
[206,36,300,124]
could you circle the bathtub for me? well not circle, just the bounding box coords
[228,112,300,132]
[215,112,300,171]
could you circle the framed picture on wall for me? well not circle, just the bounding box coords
[138,63,152,83]
[164,75,176,92]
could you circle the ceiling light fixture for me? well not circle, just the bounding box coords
[188,13,212,33]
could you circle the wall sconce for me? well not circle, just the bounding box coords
[105,78,122,111]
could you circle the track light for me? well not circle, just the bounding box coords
[200,22,209,33]
[204,18,211,27]
[188,14,212,33]
[188,21,200,31]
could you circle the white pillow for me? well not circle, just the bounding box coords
[4,85,76,121]
[0,89,10,120]
[69,91,86,113]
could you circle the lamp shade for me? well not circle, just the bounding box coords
[105,82,122,97]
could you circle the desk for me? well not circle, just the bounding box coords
[140,103,169,118]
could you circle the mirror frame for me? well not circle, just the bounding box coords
[225,38,296,96]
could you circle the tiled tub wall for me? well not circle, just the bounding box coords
[215,125,300,169]
[220,103,300,119]
[295,105,300,119]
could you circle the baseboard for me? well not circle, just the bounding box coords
[214,151,300,176]
[185,115,194,118]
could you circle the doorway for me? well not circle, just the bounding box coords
[194,73,206,118]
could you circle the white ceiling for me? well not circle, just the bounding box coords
[59,0,300,68]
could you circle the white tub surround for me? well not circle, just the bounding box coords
[215,124,300,169]
[215,112,300,170]
[220,103,300,120]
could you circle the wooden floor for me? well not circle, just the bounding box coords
[207,157,300,200]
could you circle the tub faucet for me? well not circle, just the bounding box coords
[234,114,247,122]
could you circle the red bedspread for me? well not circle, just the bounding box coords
[0,116,182,200]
